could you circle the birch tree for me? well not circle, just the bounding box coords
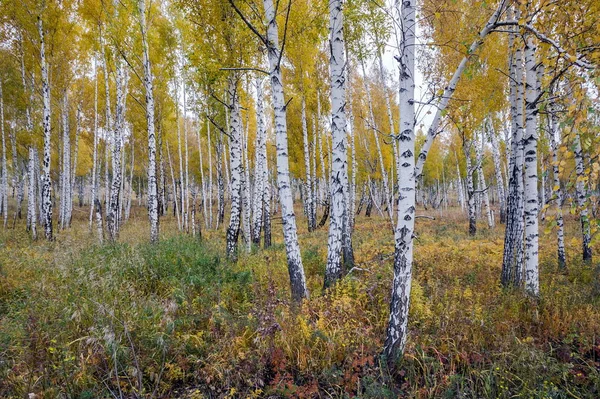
[139,0,160,243]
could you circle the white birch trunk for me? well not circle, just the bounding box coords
[60,94,71,230]
[489,120,506,223]
[574,131,592,262]
[384,0,415,362]
[263,0,308,301]
[28,147,37,239]
[325,0,353,287]
[252,78,267,245]
[502,14,525,287]
[301,98,315,232]
[476,130,494,228]
[225,76,243,260]
[549,107,566,268]
[107,58,128,241]
[38,18,53,240]
[139,0,159,242]
[523,35,539,296]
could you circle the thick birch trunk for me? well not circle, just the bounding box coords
[264,0,308,301]
[502,21,525,287]
[384,0,416,363]
[325,0,354,288]
[139,0,160,243]
[38,18,53,240]
[523,35,539,296]
[225,76,243,260]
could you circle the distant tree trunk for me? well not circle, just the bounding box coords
[139,0,160,243]
[252,78,267,245]
[301,97,315,232]
[241,110,251,252]
[70,104,81,224]
[216,131,225,227]
[27,147,37,240]
[548,105,566,269]
[60,94,71,230]
[94,199,104,243]
[455,152,465,211]
[360,59,393,226]
[207,118,214,228]
[476,130,493,228]
[489,120,506,223]
[263,170,271,249]
[0,83,8,229]
[574,130,592,262]
[90,60,100,231]
[102,43,112,220]
[167,144,181,230]
[107,59,128,241]
[464,140,476,236]
[225,76,243,261]
[197,124,207,228]
[183,83,190,233]
[38,18,53,240]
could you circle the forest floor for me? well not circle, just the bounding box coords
[1,204,600,398]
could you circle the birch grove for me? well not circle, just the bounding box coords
[0,0,597,381]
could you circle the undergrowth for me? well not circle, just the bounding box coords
[0,208,599,398]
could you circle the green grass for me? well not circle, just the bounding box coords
[0,207,599,398]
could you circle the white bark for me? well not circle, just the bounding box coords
[548,107,566,268]
[263,0,308,301]
[384,0,416,362]
[139,0,160,243]
[301,97,315,232]
[489,120,506,223]
[60,94,71,230]
[252,78,267,245]
[225,77,243,260]
[28,147,37,240]
[476,130,493,228]
[574,131,592,262]
[38,18,53,240]
[502,15,525,288]
[523,35,539,296]
[325,0,353,288]
[107,58,128,241]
